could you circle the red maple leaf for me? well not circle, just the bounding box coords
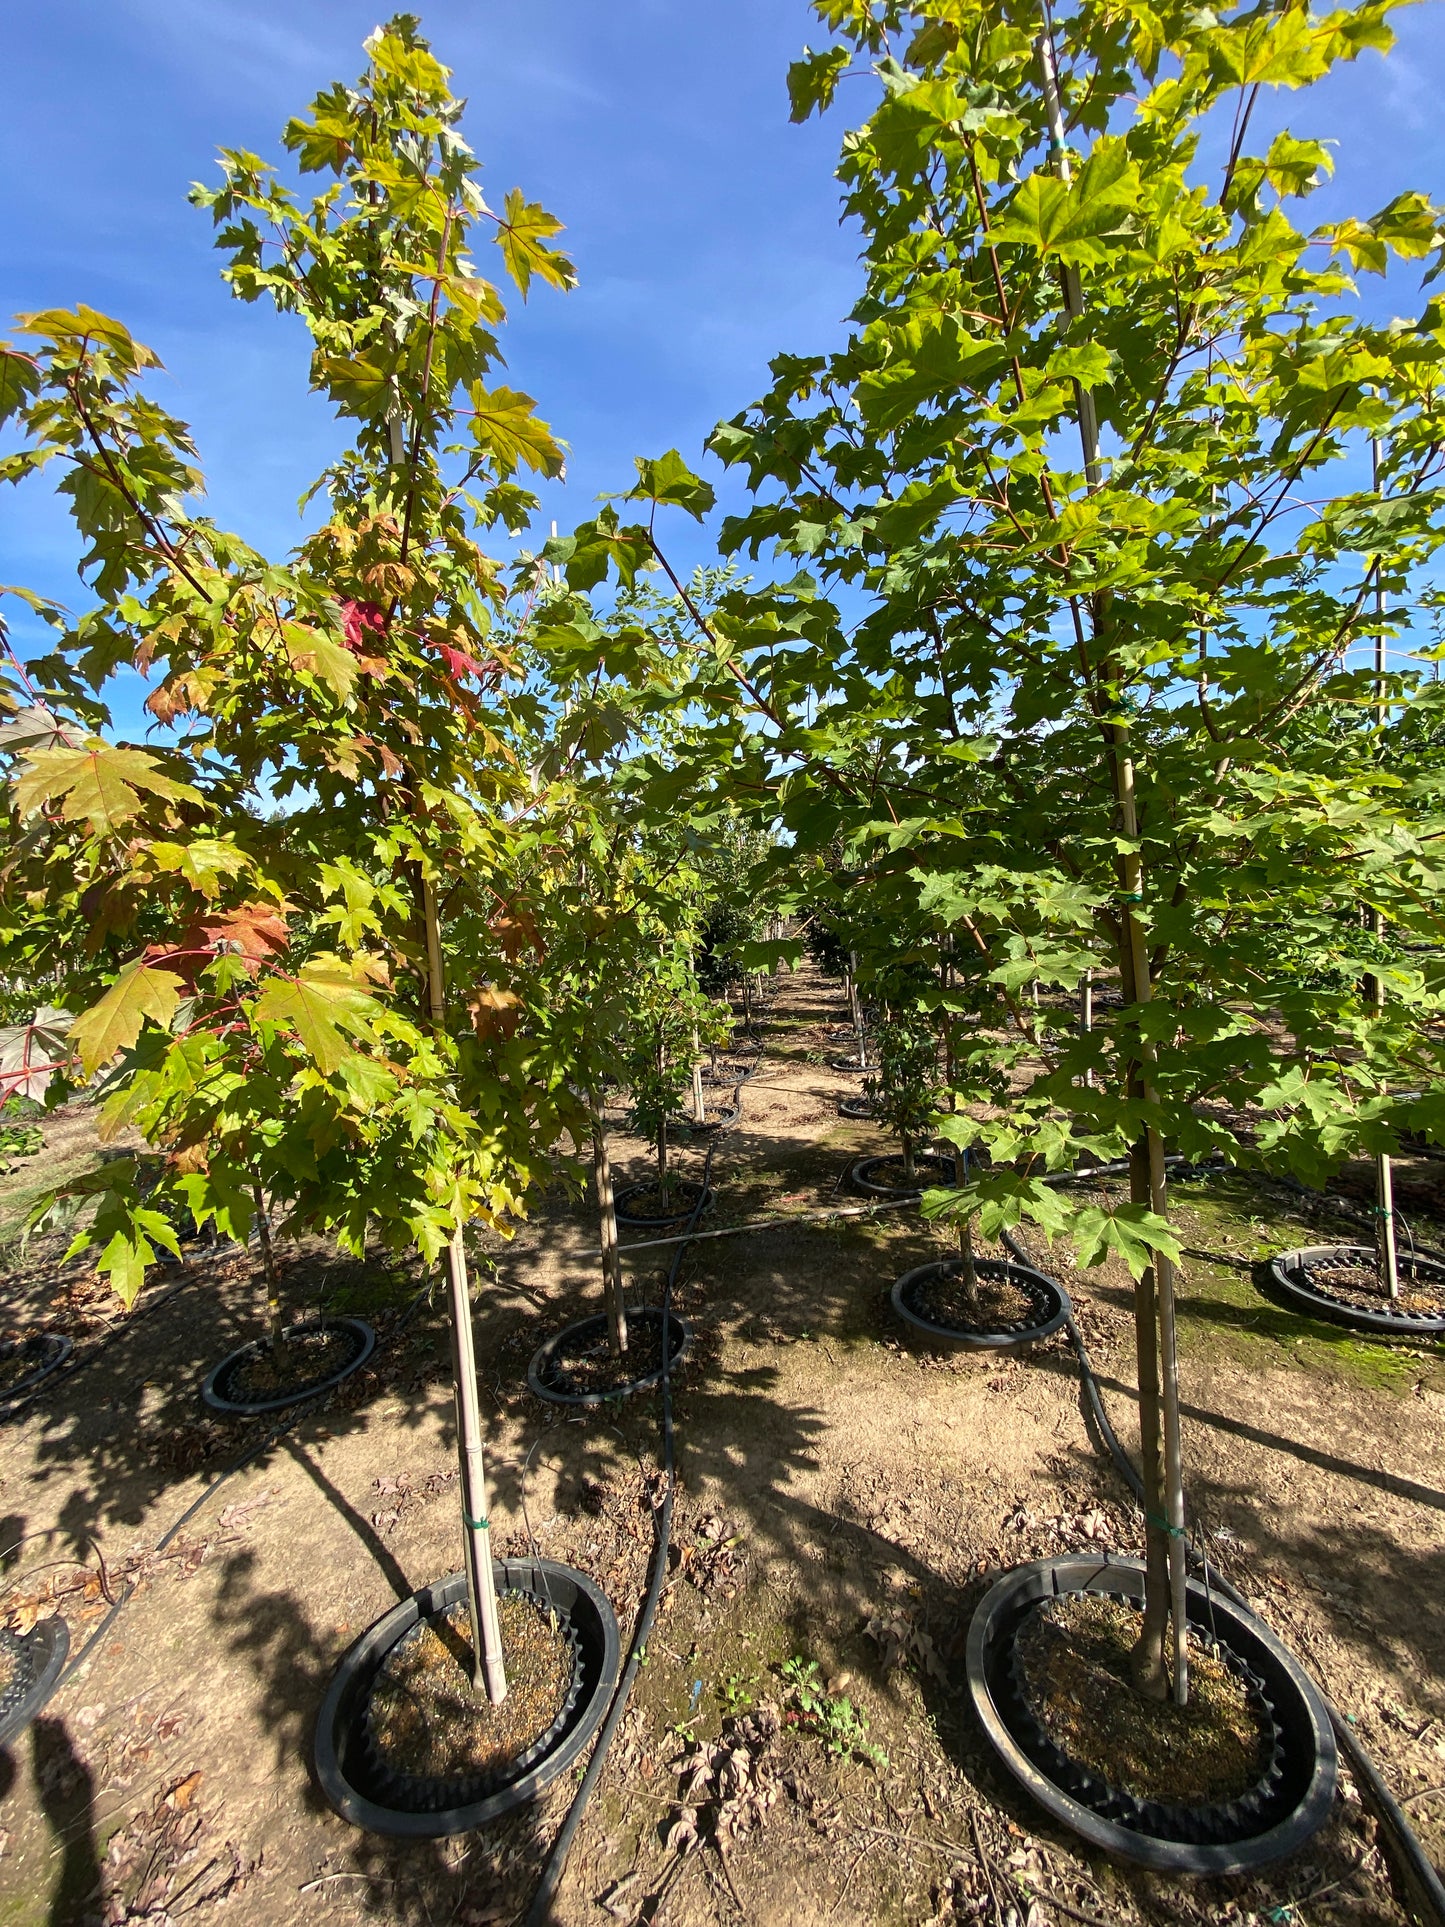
[339,600,389,655]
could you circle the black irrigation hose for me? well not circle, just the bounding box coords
[997,1220,1445,1926]
[525,1014,770,1926]
[51,1280,434,1694]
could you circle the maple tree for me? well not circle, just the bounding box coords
[548,0,1445,1712]
[0,15,582,1701]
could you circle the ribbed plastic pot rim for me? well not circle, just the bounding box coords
[0,1615,70,1748]
[849,1151,959,1199]
[0,1332,74,1408]
[201,1315,376,1415]
[668,1106,739,1136]
[314,1558,620,1838]
[891,1258,1071,1353]
[614,1181,712,1229]
[527,1308,692,1407]
[827,1054,876,1074]
[1266,1246,1445,1336]
[967,1555,1337,1874]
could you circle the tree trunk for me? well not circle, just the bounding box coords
[1039,13,1186,1704]
[591,1097,627,1356]
[1080,967,1094,1089]
[252,1179,284,1352]
[957,1210,978,1306]
[422,874,507,1702]
[902,1136,916,1184]
[848,951,866,1067]
[691,1024,706,1125]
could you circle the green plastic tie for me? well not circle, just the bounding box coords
[1146,1512,1186,1539]
[464,1512,491,1532]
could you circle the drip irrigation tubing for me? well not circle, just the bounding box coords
[996,1220,1445,1925]
[524,1000,773,1926]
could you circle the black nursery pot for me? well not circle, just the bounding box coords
[613,1180,712,1230]
[527,1307,692,1407]
[314,1558,620,1838]
[892,1257,1070,1353]
[848,1150,958,1199]
[0,1333,73,1407]
[838,1093,880,1121]
[201,1315,376,1415]
[1266,1245,1445,1337]
[968,1555,1336,1875]
[0,1616,70,1748]
[669,1104,740,1137]
[827,1053,876,1074]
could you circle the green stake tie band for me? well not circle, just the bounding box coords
[1147,1512,1187,1539]
[1119,892,1143,904]
[465,1513,491,1531]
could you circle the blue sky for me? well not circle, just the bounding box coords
[2,0,1443,724]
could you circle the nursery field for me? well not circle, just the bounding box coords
[0,964,1438,1926]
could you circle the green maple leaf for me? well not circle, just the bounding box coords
[493,188,576,299]
[990,139,1138,264]
[14,742,203,834]
[70,961,185,1075]
[468,385,566,479]
[252,959,377,1074]
[146,838,252,899]
[622,450,717,522]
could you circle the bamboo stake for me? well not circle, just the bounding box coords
[691,1023,706,1125]
[1039,11,1189,1703]
[590,1095,628,1355]
[848,950,866,1067]
[252,1178,284,1351]
[1371,439,1400,1300]
[1080,967,1094,1088]
[421,875,507,1702]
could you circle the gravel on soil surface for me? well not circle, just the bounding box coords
[368,1593,571,1782]
[1017,1593,1271,1807]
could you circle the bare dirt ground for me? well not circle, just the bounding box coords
[0,965,1440,1926]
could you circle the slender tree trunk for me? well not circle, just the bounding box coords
[1080,967,1094,1089]
[590,1096,627,1356]
[1040,10,1187,1704]
[1368,440,1400,1299]
[422,875,506,1703]
[848,950,866,1067]
[902,1135,916,1185]
[691,1024,706,1125]
[252,1179,284,1351]
[957,1210,978,1306]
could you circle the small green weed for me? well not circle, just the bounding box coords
[717,1670,754,1716]
[779,1656,887,1767]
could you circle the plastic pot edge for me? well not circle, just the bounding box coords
[527,1309,693,1408]
[201,1315,377,1416]
[313,1558,620,1838]
[966,1554,1337,1875]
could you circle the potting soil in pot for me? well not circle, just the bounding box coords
[544,1317,674,1395]
[913,1265,1033,1331]
[226,1324,357,1401]
[1017,1595,1271,1806]
[0,1634,20,1699]
[1306,1257,1445,1318]
[368,1595,570,1782]
[620,1184,699,1222]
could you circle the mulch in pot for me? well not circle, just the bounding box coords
[1017,1594,1272,1808]
[912,1265,1033,1332]
[367,1594,570,1783]
[618,1183,702,1224]
[226,1324,358,1402]
[860,1156,944,1191]
[544,1315,674,1395]
[1306,1257,1445,1318]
